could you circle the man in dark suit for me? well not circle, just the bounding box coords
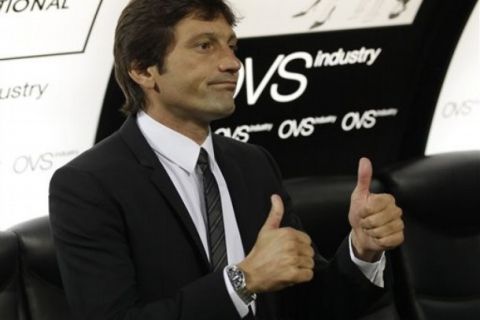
[49,0,404,319]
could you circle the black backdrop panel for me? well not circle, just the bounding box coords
[212,26,420,177]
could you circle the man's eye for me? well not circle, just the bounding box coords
[198,42,212,50]
[230,44,238,51]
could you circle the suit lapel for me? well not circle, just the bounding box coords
[213,138,259,255]
[119,116,210,270]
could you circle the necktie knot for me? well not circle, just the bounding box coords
[197,148,209,173]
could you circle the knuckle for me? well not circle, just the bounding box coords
[307,257,315,269]
[385,193,396,204]
[300,256,313,269]
[360,218,370,229]
[365,202,375,214]
[277,257,288,270]
[376,237,388,248]
[397,208,403,218]
[363,217,375,228]
[304,269,314,281]
[362,207,373,219]
[303,233,312,245]
[281,254,296,266]
[366,227,377,237]
[307,246,315,258]
[288,266,299,279]
[282,227,296,238]
[297,243,309,255]
[371,193,395,211]
[282,242,296,254]
[393,224,402,235]
[386,222,396,233]
[395,232,405,244]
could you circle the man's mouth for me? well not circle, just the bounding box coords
[209,80,237,91]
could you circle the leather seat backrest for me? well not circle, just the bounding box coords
[11,216,73,320]
[284,175,384,259]
[0,230,27,320]
[382,151,480,320]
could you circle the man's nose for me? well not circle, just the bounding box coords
[218,47,241,73]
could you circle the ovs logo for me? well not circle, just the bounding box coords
[341,110,377,131]
[234,52,313,105]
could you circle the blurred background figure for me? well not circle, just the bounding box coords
[389,0,411,19]
[292,0,338,29]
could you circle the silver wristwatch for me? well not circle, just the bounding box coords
[226,265,257,305]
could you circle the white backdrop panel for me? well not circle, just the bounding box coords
[0,0,129,230]
[231,0,423,38]
[426,2,480,155]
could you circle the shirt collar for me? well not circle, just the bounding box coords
[136,110,216,174]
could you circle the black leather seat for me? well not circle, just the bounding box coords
[4,151,477,320]
[10,217,72,320]
[284,175,384,259]
[0,230,26,320]
[383,151,480,320]
[284,175,399,319]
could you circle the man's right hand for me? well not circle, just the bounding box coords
[238,194,315,293]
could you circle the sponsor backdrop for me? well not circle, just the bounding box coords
[211,0,477,177]
[98,0,477,178]
[0,0,478,229]
[0,0,129,229]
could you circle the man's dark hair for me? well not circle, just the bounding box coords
[114,0,237,115]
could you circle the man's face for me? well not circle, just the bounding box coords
[147,14,241,127]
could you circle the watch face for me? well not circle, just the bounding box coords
[228,266,256,304]
[233,277,243,288]
[228,268,245,289]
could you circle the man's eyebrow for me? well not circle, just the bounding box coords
[187,32,238,43]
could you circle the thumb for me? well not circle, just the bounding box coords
[354,157,372,199]
[261,194,284,232]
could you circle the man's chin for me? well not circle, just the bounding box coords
[209,102,236,122]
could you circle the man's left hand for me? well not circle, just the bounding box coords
[348,158,404,262]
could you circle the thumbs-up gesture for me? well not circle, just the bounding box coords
[238,195,315,293]
[349,158,404,262]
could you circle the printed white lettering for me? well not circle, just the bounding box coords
[314,47,382,67]
[374,108,398,117]
[278,118,315,139]
[0,0,69,13]
[13,153,53,174]
[341,110,377,131]
[270,52,313,103]
[244,55,284,105]
[236,47,382,106]
[312,115,337,124]
[11,150,78,174]
[215,123,274,142]
[368,48,382,66]
[0,83,49,101]
[248,123,274,133]
[442,100,479,118]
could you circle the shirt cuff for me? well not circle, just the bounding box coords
[348,233,386,287]
[223,266,256,318]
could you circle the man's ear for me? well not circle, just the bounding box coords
[128,63,158,91]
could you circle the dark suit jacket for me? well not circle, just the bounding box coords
[49,116,386,320]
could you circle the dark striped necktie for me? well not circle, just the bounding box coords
[197,148,227,272]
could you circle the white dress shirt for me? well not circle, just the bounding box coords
[136,111,385,318]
